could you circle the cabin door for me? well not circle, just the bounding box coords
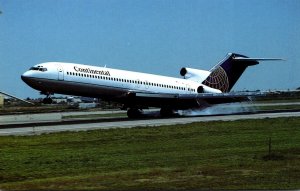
[57,65,64,80]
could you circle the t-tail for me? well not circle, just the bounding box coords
[202,53,283,92]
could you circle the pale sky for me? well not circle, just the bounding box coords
[0,0,299,98]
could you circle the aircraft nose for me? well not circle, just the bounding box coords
[21,71,40,89]
[21,71,31,83]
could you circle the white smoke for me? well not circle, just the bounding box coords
[179,102,257,116]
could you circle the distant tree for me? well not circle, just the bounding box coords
[297,87,300,90]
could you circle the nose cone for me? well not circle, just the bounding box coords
[21,71,30,83]
[21,70,42,91]
[21,71,37,87]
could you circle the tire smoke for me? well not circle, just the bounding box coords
[179,102,257,116]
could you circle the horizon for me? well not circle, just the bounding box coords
[1,0,299,98]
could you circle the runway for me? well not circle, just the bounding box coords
[2,101,299,126]
[1,110,299,136]
[0,110,126,125]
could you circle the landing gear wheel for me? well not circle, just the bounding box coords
[43,97,53,104]
[127,108,143,118]
[160,108,174,117]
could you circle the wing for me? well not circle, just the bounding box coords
[121,91,264,110]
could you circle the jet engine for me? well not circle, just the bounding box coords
[180,68,221,93]
[197,85,222,93]
[180,67,211,82]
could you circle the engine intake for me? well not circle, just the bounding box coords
[197,86,204,93]
[180,68,188,76]
[197,85,222,93]
[180,67,211,82]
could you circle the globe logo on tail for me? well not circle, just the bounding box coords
[203,67,229,92]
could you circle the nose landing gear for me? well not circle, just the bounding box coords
[41,92,53,104]
[43,97,53,104]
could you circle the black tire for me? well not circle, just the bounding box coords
[42,97,53,104]
[160,108,174,117]
[127,108,142,118]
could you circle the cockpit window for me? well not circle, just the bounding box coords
[29,66,47,72]
[30,67,39,71]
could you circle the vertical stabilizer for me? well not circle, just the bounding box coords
[202,53,259,92]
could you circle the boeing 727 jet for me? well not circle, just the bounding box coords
[21,53,282,118]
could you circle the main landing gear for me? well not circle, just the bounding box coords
[127,108,143,118]
[160,108,174,117]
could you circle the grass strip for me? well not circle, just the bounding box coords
[0,117,299,190]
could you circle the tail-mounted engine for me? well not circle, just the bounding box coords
[180,67,221,93]
[197,85,222,93]
[180,67,211,82]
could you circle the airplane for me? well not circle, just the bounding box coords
[21,53,282,118]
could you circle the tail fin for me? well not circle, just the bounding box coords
[202,53,283,92]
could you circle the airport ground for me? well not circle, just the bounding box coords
[0,96,300,190]
[0,117,299,190]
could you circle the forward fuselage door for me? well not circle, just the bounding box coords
[57,64,64,80]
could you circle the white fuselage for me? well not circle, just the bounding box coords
[21,62,221,100]
[21,53,280,117]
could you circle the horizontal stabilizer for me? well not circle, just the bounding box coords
[233,57,285,61]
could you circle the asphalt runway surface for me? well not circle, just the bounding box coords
[2,101,300,125]
[1,110,300,136]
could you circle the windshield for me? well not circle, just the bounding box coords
[29,66,47,72]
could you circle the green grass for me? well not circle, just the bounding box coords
[257,104,300,111]
[0,117,300,190]
[255,98,300,103]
